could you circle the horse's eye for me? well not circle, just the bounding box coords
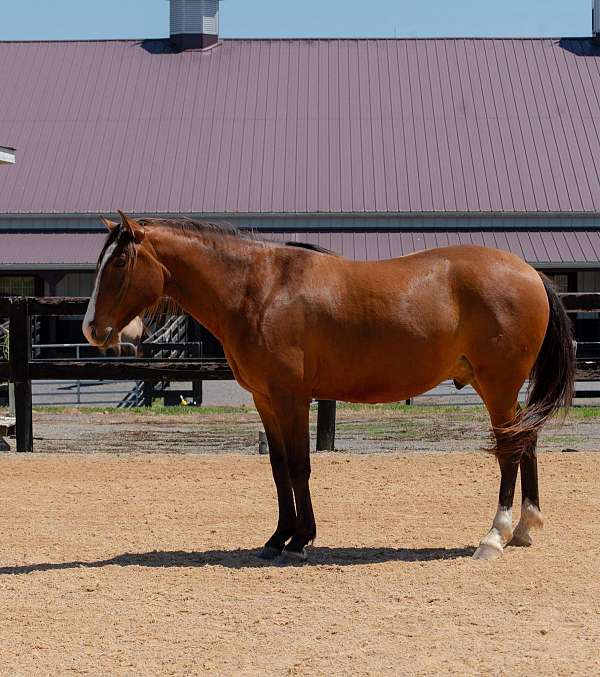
[113,256,127,268]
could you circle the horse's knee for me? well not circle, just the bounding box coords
[268,449,287,470]
[287,457,311,482]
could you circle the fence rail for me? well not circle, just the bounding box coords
[132,314,203,407]
[32,380,135,407]
[2,294,600,453]
[0,297,236,451]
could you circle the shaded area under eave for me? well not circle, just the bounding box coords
[0,230,599,269]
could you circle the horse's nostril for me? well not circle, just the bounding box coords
[90,325,97,340]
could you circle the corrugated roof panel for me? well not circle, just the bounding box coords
[538,231,562,262]
[527,231,550,263]
[549,47,593,211]
[389,232,402,256]
[563,230,587,261]
[584,230,600,260]
[493,41,539,212]
[0,233,105,265]
[520,42,556,211]
[561,50,600,206]
[3,38,600,215]
[550,231,570,262]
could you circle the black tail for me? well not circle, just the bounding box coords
[504,275,576,443]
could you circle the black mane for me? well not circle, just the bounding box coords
[137,217,241,237]
[96,217,336,266]
[285,241,335,255]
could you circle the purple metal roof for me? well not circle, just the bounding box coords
[0,233,105,265]
[0,230,598,267]
[2,38,600,215]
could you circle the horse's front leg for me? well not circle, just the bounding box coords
[253,394,297,559]
[270,396,315,562]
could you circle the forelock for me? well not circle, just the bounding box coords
[96,226,135,270]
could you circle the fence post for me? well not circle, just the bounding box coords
[192,380,203,406]
[9,299,33,452]
[191,341,203,406]
[258,430,268,455]
[316,400,336,451]
[143,381,155,407]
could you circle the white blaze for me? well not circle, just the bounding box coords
[83,242,117,339]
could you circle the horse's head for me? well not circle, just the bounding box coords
[83,211,165,350]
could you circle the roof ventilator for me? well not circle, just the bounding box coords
[169,0,222,50]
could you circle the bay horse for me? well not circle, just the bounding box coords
[83,212,575,562]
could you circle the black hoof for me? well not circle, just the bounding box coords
[278,548,308,565]
[258,545,282,561]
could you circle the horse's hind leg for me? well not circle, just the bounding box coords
[473,433,519,559]
[510,433,544,547]
[472,380,524,560]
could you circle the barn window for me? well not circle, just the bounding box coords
[0,276,36,296]
[55,272,94,297]
[545,273,569,293]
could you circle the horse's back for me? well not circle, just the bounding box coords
[299,244,548,402]
[356,243,535,276]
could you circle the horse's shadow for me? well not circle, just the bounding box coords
[0,546,475,576]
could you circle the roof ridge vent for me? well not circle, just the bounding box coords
[169,0,223,51]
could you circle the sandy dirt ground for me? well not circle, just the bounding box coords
[0,449,598,676]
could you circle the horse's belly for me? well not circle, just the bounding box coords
[313,355,453,404]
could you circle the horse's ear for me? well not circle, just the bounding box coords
[100,216,118,232]
[117,210,145,244]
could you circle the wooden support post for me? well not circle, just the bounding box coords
[9,300,33,452]
[143,381,155,407]
[191,340,202,406]
[316,400,336,451]
[192,380,203,406]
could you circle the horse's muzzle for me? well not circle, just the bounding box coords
[83,321,115,348]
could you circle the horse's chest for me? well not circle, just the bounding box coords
[223,352,251,390]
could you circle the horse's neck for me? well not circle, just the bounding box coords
[152,231,259,340]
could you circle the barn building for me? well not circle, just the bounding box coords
[1,0,600,345]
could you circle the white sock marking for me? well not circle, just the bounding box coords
[476,504,513,556]
[512,498,543,545]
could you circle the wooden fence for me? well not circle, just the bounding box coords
[0,297,336,452]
